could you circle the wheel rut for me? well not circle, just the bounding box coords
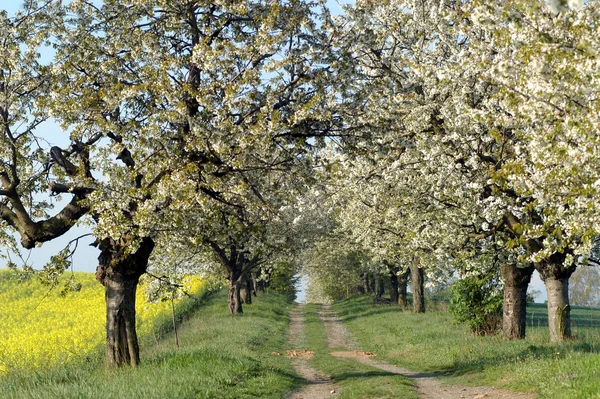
[287,304,339,399]
[319,304,537,399]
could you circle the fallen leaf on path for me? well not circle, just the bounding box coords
[358,351,377,358]
[286,349,313,359]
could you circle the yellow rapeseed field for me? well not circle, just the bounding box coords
[0,270,203,374]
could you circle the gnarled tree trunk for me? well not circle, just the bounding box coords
[410,264,425,313]
[536,255,576,343]
[95,236,154,367]
[398,269,410,308]
[545,276,570,342]
[228,270,243,314]
[501,263,534,339]
[104,272,140,366]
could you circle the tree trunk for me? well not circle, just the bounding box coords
[104,271,140,366]
[240,276,252,304]
[369,273,376,292]
[95,236,154,368]
[375,276,385,298]
[228,276,243,314]
[535,254,576,343]
[501,264,534,339]
[545,276,571,343]
[398,269,409,308]
[240,280,248,304]
[364,273,371,293]
[410,264,425,313]
[251,272,258,297]
[389,273,399,304]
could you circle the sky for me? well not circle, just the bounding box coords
[0,0,548,303]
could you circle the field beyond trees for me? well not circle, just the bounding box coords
[0,270,203,373]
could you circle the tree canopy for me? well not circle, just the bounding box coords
[2,0,600,368]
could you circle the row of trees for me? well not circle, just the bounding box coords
[300,0,600,345]
[2,0,599,369]
[1,0,345,367]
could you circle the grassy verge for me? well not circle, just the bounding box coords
[333,295,600,399]
[301,304,418,399]
[0,289,300,399]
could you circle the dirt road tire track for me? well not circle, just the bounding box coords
[287,304,339,399]
[319,304,536,399]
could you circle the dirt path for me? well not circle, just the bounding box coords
[287,304,339,399]
[320,304,537,399]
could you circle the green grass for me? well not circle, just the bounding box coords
[332,295,600,399]
[0,289,301,399]
[301,304,418,399]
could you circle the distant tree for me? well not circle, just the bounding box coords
[526,288,542,304]
[569,267,600,308]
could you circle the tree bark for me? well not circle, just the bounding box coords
[398,269,409,308]
[545,276,571,343]
[534,254,576,343]
[410,264,425,313]
[240,276,252,304]
[95,236,154,367]
[389,273,399,304]
[104,271,140,366]
[225,256,247,314]
[501,264,534,339]
[364,273,371,293]
[228,277,243,314]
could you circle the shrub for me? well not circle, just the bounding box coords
[449,272,503,335]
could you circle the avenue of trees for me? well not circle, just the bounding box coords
[2,0,599,368]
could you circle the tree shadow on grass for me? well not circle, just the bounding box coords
[447,341,600,377]
[147,348,304,385]
[335,305,404,323]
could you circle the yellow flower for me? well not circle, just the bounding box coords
[0,271,202,372]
